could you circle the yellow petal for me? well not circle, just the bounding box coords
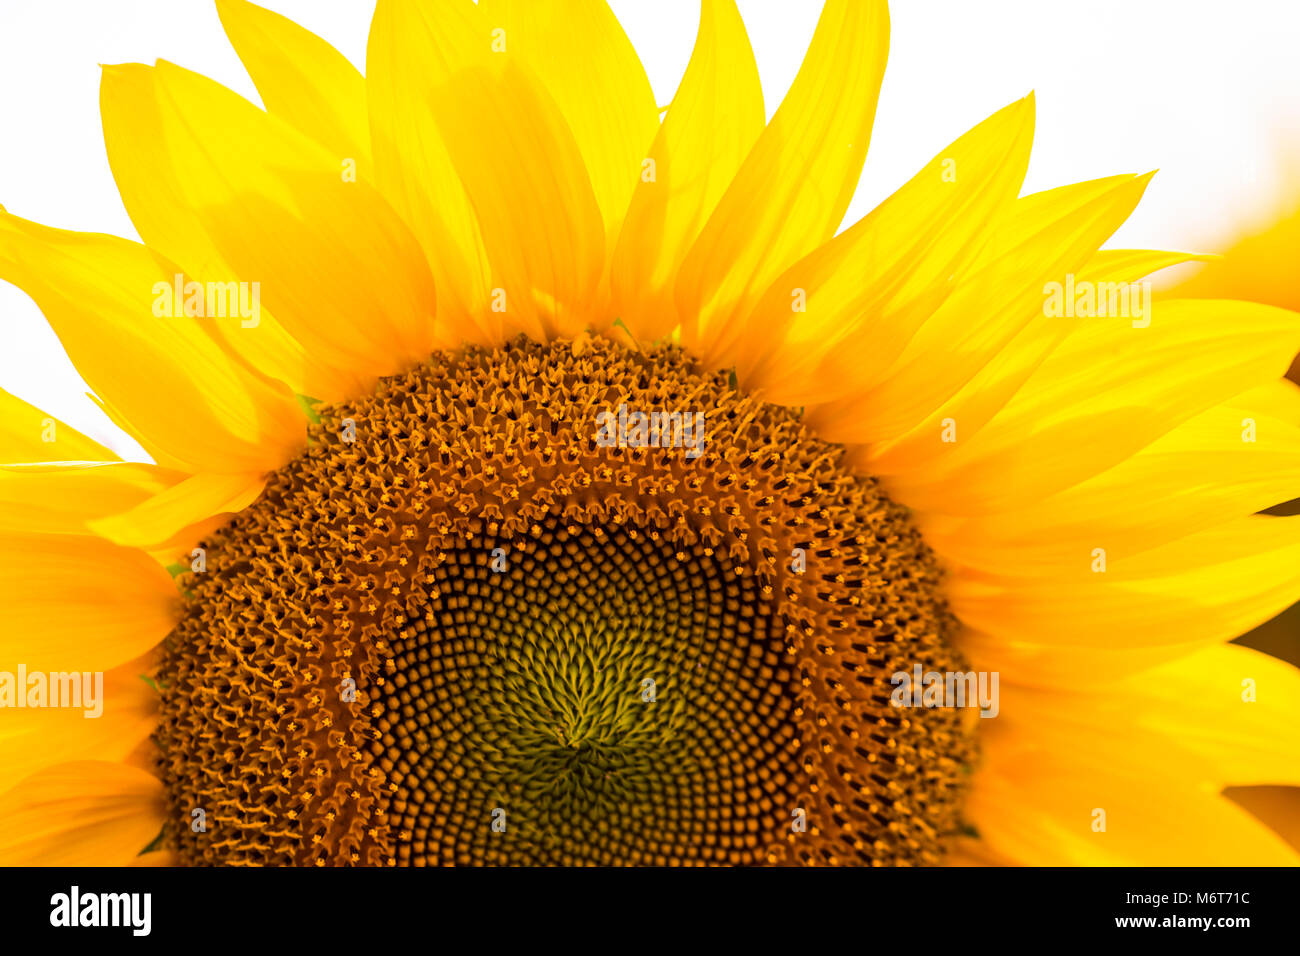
[366,0,494,338]
[0,462,180,535]
[479,0,660,249]
[810,173,1154,448]
[971,647,1300,864]
[1078,247,1217,283]
[958,627,1209,691]
[611,0,764,343]
[950,515,1300,652]
[217,0,370,165]
[0,761,163,866]
[112,60,438,391]
[987,644,1300,789]
[1111,645,1300,787]
[0,388,118,463]
[676,0,889,363]
[859,248,1211,481]
[967,759,1299,865]
[738,95,1035,403]
[891,298,1300,516]
[145,512,235,568]
[0,533,177,672]
[429,62,606,339]
[0,653,157,797]
[919,380,1300,578]
[87,471,266,551]
[99,62,339,400]
[0,211,304,474]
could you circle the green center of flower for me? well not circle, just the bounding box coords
[374,511,799,865]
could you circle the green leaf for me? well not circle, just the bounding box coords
[139,825,166,856]
[296,393,323,425]
[611,317,640,353]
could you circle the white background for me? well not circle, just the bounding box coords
[2,0,1298,460]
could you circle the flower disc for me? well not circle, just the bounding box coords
[157,336,976,866]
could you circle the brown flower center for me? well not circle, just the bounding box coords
[156,336,975,866]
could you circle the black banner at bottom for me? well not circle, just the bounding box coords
[0,865,1279,943]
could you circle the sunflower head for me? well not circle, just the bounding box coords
[157,336,974,866]
[1,0,1299,869]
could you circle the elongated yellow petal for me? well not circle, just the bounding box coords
[973,644,1300,863]
[677,0,889,363]
[1078,247,1217,282]
[0,653,157,797]
[1110,645,1300,787]
[0,533,176,672]
[479,0,659,250]
[0,211,304,475]
[811,173,1154,448]
[738,95,1035,403]
[0,762,163,866]
[949,515,1300,652]
[967,759,1299,865]
[860,248,1212,481]
[957,628,1207,689]
[366,0,494,339]
[891,299,1300,516]
[0,462,180,535]
[88,471,266,551]
[611,0,763,343]
[146,512,234,569]
[0,388,117,463]
[111,60,438,392]
[216,0,370,166]
[100,62,344,400]
[921,380,1300,578]
[985,644,1300,792]
[430,62,606,340]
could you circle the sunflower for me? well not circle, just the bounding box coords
[2,0,1299,868]
[1170,170,1300,376]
